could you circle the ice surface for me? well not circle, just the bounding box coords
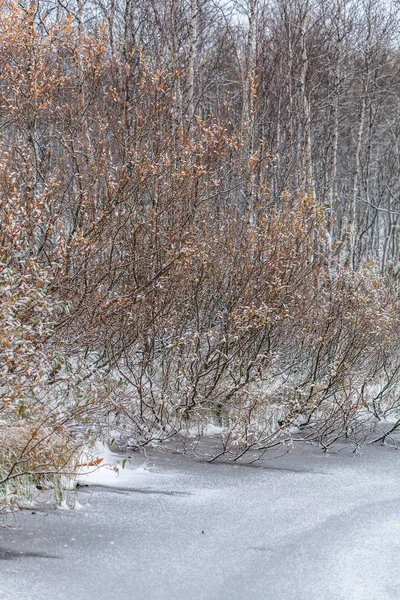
[1,442,400,600]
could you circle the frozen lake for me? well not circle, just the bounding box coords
[1,441,400,600]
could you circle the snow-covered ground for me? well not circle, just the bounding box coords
[1,441,400,600]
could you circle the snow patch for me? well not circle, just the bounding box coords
[184,422,226,438]
[76,443,166,488]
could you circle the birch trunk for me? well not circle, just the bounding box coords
[241,0,256,147]
[349,26,370,268]
[186,0,198,130]
[241,0,256,221]
[327,0,343,233]
[299,0,313,194]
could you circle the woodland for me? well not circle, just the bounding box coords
[2,0,400,507]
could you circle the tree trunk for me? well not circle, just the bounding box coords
[186,0,198,130]
[299,0,313,194]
